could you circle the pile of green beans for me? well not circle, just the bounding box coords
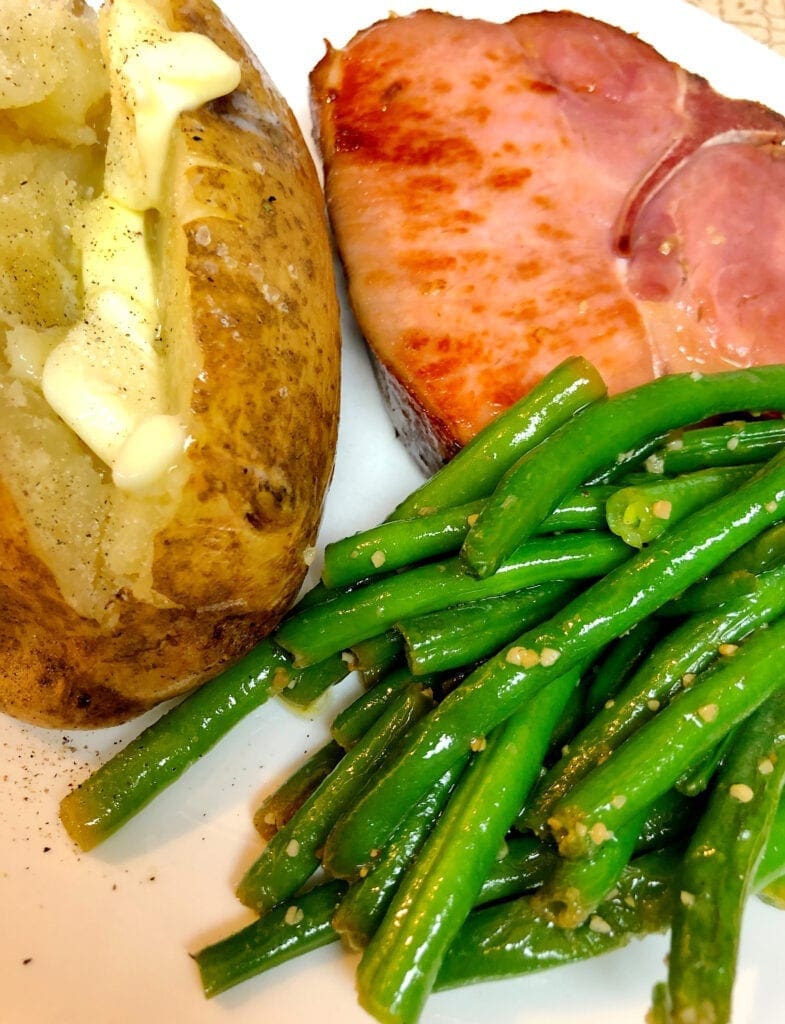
[58,360,785,1024]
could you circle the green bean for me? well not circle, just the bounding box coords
[348,631,405,688]
[630,789,702,854]
[536,486,615,532]
[648,984,671,1024]
[399,580,580,676]
[195,834,551,1002]
[336,814,555,955]
[324,487,615,591]
[674,726,739,798]
[274,651,353,710]
[195,788,785,1000]
[584,618,664,717]
[475,836,557,906]
[524,565,785,834]
[236,685,434,915]
[662,522,785,622]
[606,466,755,548]
[758,877,785,908]
[435,847,680,990]
[333,760,467,951]
[391,356,607,519]
[659,569,759,617]
[531,807,649,928]
[657,689,785,1024]
[757,798,785,892]
[546,683,586,762]
[718,520,785,575]
[548,615,785,859]
[324,501,484,589]
[518,782,697,858]
[195,836,554,1000]
[462,365,785,578]
[645,417,785,476]
[531,787,704,930]
[253,741,345,840]
[584,435,671,485]
[278,533,629,667]
[59,639,290,850]
[356,668,580,1024]
[194,880,348,998]
[290,579,333,610]
[330,667,440,750]
[322,451,785,880]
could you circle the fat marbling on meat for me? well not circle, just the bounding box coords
[310,9,785,471]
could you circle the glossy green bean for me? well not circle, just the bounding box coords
[236,685,434,915]
[59,639,289,851]
[606,466,755,548]
[399,580,580,676]
[462,366,785,578]
[333,760,467,952]
[324,488,615,591]
[524,565,785,835]
[630,788,702,855]
[195,835,552,1000]
[195,834,552,1002]
[194,792,785,999]
[659,569,759,617]
[657,690,785,1024]
[277,533,629,667]
[330,667,440,750]
[548,615,785,859]
[645,417,785,475]
[435,848,680,990]
[391,356,607,519]
[718,520,785,575]
[674,725,739,798]
[274,651,353,710]
[253,741,345,840]
[194,880,348,998]
[335,821,554,955]
[356,669,580,1024]
[474,836,557,906]
[348,631,405,688]
[323,451,785,880]
[324,501,484,589]
[532,807,648,928]
[584,435,670,485]
[584,618,664,717]
[546,683,586,763]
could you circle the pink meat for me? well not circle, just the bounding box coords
[310,10,785,470]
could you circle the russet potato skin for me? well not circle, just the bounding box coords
[0,0,341,728]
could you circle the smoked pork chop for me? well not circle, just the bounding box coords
[310,10,785,471]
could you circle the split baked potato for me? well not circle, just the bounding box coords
[0,0,341,727]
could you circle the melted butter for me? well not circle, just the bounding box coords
[42,196,186,491]
[102,0,241,209]
[41,0,241,493]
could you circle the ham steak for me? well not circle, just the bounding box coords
[310,10,785,471]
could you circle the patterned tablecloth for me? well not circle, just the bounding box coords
[690,0,785,54]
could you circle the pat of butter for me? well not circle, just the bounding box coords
[41,0,241,492]
[103,0,242,210]
[41,198,182,491]
[113,414,188,492]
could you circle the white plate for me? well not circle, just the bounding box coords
[2,2,785,1022]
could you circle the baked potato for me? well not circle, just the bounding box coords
[0,0,341,728]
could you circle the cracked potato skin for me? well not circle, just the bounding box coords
[0,0,341,728]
